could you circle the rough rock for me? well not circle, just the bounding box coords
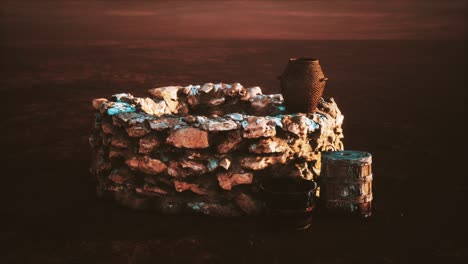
[125,123,151,138]
[167,127,209,149]
[217,130,242,154]
[89,133,101,148]
[200,83,214,93]
[111,93,134,102]
[196,116,239,131]
[174,180,208,195]
[149,117,185,131]
[148,86,180,99]
[224,83,246,97]
[108,146,131,160]
[136,184,170,196]
[249,94,284,115]
[113,112,154,138]
[100,132,111,146]
[134,97,168,116]
[217,171,254,190]
[242,116,278,138]
[205,158,219,172]
[92,98,108,110]
[207,97,226,106]
[101,121,118,135]
[126,156,167,175]
[138,134,160,154]
[219,158,231,170]
[240,154,288,170]
[289,138,316,161]
[104,102,136,116]
[115,112,153,124]
[109,167,135,184]
[248,137,290,154]
[90,147,111,175]
[167,160,207,178]
[240,86,262,101]
[282,114,318,137]
[111,134,131,149]
[147,86,180,113]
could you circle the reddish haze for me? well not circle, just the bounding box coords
[1,0,466,42]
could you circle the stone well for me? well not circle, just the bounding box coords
[89,83,344,216]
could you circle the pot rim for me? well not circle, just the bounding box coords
[289,57,319,63]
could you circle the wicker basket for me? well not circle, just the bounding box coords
[279,57,327,113]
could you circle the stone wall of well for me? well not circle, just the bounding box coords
[89,83,344,216]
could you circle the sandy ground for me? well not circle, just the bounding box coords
[1,39,466,263]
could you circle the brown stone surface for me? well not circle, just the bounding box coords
[168,160,207,178]
[217,171,253,190]
[149,117,185,131]
[111,134,131,149]
[125,123,151,138]
[108,146,131,160]
[134,97,168,116]
[92,98,108,110]
[219,158,231,170]
[239,154,288,170]
[242,116,277,138]
[248,137,290,154]
[138,134,160,154]
[166,127,209,149]
[101,122,117,135]
[126,156,167,175]
[174,180,208,195]
[108,167,135,184]
[196,116,238,131]
[217,130,242,154]
[136,184,171,196]
[240,86,262,101]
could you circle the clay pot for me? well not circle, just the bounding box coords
[260,177,317,230]
[279,57,328,113]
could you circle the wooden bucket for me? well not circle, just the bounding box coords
[320,151,373,217]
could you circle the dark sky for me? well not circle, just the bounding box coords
[1,0,466,42]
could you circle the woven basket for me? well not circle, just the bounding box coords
[279,58,327,113]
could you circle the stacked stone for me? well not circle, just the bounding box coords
[89,83,344,216]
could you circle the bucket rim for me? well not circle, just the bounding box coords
[260,178,317,195]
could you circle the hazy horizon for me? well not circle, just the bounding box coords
[1,0,466,43]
